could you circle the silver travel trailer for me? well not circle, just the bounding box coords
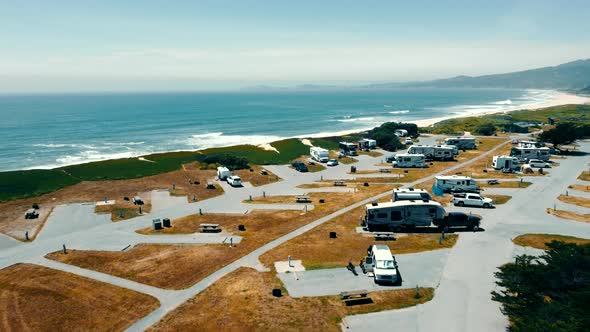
[443,137,476,150]
[358,138,377,150]
[407,145,434,158]
[391,153,426,168]
[434,175,479,193]
[310,147,329,162]
[510,146,550,162]
[407,145,453,161]
[432,146,455,160]
[339,141,358,156]
[492,155,520,171]
[439,144,459,156]
[362,200,446,231]
[392,188,432,202]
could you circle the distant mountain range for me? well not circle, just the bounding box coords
[366,58,590,90]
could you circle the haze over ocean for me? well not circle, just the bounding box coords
[0,88,553,171]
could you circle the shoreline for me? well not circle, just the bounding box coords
[7,90,590,173]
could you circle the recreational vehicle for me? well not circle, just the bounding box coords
[364,245,399,284]
[217,166,231,180]
[392,188,432,202]
[358,138,377,150]
[394,129,408,137]
[407,145,453,161]
[339,142,358,156]
[439,144,459,156]
[407,145,434,158]
[362,200,446,231]
[510,146,550,162]
[310,147,329,163]
[434,175,479,193]
[432,146,455,160]
[443,137,476,150]
[391,153,426,168]
[492,155,520,171]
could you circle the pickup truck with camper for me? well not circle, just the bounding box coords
[453,193,494,208]
[362,245,399,285]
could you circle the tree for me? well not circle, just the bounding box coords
[474,123,496,136]
[491,241,590,332]
[367,122,417,151]
[539,122,588,147]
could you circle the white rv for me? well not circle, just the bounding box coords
[310,147,329,162]
[443,137,476,149]
[392,188,432,202]
[339,142,358,156]
[363,200,446,231]
[407,145,434,157]
[434,175,479,193]
[364,245,399,284]
[358,138,377,150]
[407,145,453,161]
[432,146,455,160]
[492,155,520,171]
[217,166,231,180]
[439,144,459,156]
[394,129,408,137]
[391,153,426,168]
[510,146,550,161]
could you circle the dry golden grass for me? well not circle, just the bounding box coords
[50,186,395,289]
[244,195,301,204]
[480,181,532,189]
[149,267,433,332]
[487,194,512,205]
[513,233,590,250]
[558,194,590,208]
[95,201,152,221]
[578,171,590,181]
[0,263,159,331]
[547,208,590,223]
[298,182,344,189]
[568,184,590,193]
[260,205,458,270]
[0,167,224,239]
[234,165,282,187]
[329,151,358,164]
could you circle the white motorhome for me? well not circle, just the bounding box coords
[443,137,476,149]
[226,175,242,187]
[434,175,478,193]
[364,245,399,284]
[510,146,550,161]
[358,138,377,150]
[392,188,432,202]
[492,155,520,171]
[391,153,426,168]
[339,142,358,156]
[217,166,231,180]
[310,147,329,162]
[394,129,408,137]
[363,200,446,231]
[432,146,455,160]
[439,144,459,156]
[407,145,434,157]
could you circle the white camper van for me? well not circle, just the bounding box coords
[443,137,476,149]
[363,200,446,231]
[391,153,426,168]
[310,147,329,162]
[364,245,399,284]
[510,146,550,162]
[434,175,478,193]
[492,155,520,171]
[217,166,231,180]
[392,188,432,202]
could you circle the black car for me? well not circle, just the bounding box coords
[439,212,481,230]
[291,161,309,172]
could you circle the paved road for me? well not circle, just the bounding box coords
[345,140,590,332]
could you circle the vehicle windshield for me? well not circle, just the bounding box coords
[375,259,396,269]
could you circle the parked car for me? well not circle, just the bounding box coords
[453,193,494,208]
[226,175,242,187]
[404,138,413,145]
[292,161,308,172]
[327,159,339,166]
[527,159,551,168]
[439,212,481,230]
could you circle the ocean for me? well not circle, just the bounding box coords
[0,88,554,172]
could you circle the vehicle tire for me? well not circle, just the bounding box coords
[457,201,464,207]
[483,203,490,208]
[467,224,474,231]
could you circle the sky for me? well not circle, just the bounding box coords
[1,0,589,92]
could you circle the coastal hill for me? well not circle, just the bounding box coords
[367,58,590,90]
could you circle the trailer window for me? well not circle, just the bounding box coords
[391,211,402,221]
[377,213,387,219]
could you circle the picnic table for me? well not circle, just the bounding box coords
[200,223,221,233]
[333,181,346,186]
[340,289,370,302]
[379,168,391,173]
[295,195,312,203]
[487,179,499,185]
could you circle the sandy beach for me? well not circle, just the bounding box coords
[411,91,590,127]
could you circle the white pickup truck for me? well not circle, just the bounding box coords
[453,193,494,208]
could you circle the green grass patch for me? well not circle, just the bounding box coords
[0,169,81,202]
